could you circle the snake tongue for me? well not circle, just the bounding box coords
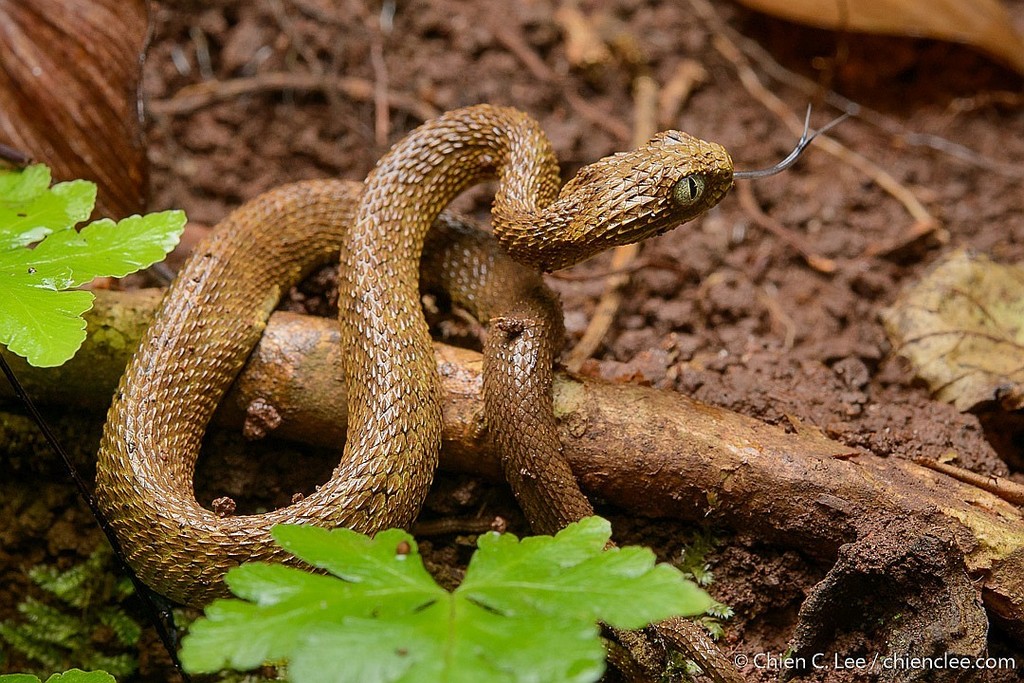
[734,108,849,180]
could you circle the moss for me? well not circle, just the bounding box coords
[0,544,139,679]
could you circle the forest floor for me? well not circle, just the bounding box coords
[2,0,1023,681]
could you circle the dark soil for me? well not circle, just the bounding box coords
[3,0,1024,681]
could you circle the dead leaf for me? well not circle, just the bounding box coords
[0,0,150,218]
[881,249,1024,412]
[734,0,1024,75]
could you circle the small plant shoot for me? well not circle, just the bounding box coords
[181,517,712,683]
[0,164,184,367]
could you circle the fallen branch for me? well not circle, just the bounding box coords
[3,289,1022,631]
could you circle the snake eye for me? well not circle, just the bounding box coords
[672,174,705,206]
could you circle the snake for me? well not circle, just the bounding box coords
[95,104,737,607]
[422,215,596,536]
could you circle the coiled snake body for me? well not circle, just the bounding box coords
[96,104,734,606]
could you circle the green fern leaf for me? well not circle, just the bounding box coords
[0,164,184,367]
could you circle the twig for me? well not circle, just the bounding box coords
[489,21,631,142]
[188,26,214,81]
[554,4,612,69]
[0,354,192,682]
[549,256,685,281]
[267,0,321,73]
[369,37,391,147]
[147,72,438,122]
[757,284,797,350]
[0,142,32,168]
[914,458,1024,506]
[565,74,659,371]
[686,0,941,242]
[289,0,344,25]
[631,75,660,149]
[265,0,347,119]
[658,60,708,128]
[412,515,507,536]
[709,15,1024,179]
[564,244,639,372]
[736,182,836,273]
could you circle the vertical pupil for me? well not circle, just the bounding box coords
[674,175,704,205]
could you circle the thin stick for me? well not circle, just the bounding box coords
[266,0,346,118]
[686,0,939,237]
[658,60,708,128]
[148,72,438,122]
[914,458,1024,506]
[370,39,391,147]
[565,74,660,371]
[0,354,192,682]
[267,0,321,72]
[0,142,32,168]
[412,515,507,536]
[711,15,1024,179]
[736,182,836,273]
[550,256,681,282]
[489,21,631,142]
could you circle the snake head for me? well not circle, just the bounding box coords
[514,131,734,271]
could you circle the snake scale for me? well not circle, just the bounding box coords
[96,105,735,608]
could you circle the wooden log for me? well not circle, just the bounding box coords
[3,288,1022,630]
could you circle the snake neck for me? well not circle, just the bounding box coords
[350,104,734,276]
[500,128,735,273]
[347,105,562,272]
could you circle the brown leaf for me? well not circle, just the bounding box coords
[0,0,150,219]
[735,0,1024,75]
[881,249,1024,412]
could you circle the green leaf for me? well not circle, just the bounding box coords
[271,525,441,592]
[0,163,50,202]
[0,286,93,368]
[286,602,604,683]
[2,211,186,288]
[0,168,95,251]
[460,518,712,628]
[0,164,185,367]
[0,671,116,683]
[45,671,116,683]
[181,517,713,683]
[182,530,446,674]
[181,569,358,672]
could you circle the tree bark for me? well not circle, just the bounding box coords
[3,288,1022,632]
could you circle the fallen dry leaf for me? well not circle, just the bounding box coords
[881,249,1024,411]
[735,0,1024,75]
[0,0,150,218]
